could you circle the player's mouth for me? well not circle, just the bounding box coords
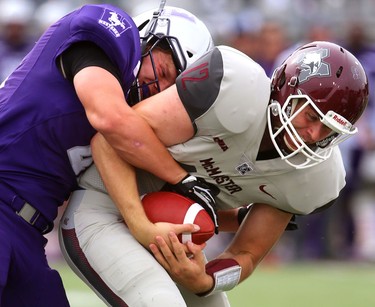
[283,132,306,151]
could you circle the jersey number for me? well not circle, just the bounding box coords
[180,62,209,90]
[67,145,92,175]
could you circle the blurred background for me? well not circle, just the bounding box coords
[1,0,374,305]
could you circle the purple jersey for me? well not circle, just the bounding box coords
[0,4,141,223]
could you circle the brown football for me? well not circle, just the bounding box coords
[142,191,215,244]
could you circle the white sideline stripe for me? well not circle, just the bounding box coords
[182,203,203,243]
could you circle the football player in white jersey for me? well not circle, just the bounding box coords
[60,41,368,306]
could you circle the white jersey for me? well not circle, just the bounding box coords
[171,46,345,215]
[59,46,346,307]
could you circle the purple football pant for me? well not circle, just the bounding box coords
[0,203,70,307]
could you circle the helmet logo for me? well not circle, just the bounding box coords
[297,48,330,83]
[99,9,131,38]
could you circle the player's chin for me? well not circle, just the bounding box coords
[283,133,300,152]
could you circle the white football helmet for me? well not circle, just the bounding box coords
[128,3,214,103]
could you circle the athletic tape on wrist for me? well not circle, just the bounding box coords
[197,258,241,297]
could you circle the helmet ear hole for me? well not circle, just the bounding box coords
[336,66,343,78]
[278,71,286,89]
[272,65,286,91]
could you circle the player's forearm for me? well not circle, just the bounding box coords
[217,209,241,232]
[76,67,187,185]
[102,110,187,185]
[218,204,293,284]
[91,133,152,233]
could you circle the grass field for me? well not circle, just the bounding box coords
[52,260,375,307]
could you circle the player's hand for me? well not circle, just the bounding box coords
[150,232,214,294]
[163,174,219,234]
[134,221,199,251]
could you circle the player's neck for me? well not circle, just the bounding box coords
[257,126,279,160]
[259,126,274,153]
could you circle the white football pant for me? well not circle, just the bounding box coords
[59,185,231,306]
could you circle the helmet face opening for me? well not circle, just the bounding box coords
[140,13,188,72]
[268,94,356,169]
[144,32,187,75]
[269,41,369,169]
[127,49,161,103]
[127,34,182,104]
[127,6,214,105]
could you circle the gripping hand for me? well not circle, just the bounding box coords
[164,174,219,234]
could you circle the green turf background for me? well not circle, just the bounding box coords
[53,260,375,307]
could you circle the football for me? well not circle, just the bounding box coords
[141,191,215,245]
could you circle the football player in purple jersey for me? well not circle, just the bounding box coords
[0,1,213,305]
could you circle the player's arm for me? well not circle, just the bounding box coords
[217,205,297,233]
[59,41,188,184]
[150,203,293,294]
[64,42,220,234]
[216,204,292,283]
[91,133,199,248]
[90,79,221,244]
[216,209,242,232]
[132,84,195,146]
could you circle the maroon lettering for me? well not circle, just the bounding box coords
[227,186,242,194]
[333,114,347,126]
[200,158,242,194]
[200,158,215,168]
[213,137,229,151]
[180,62,209,90]
[212,174,229,184]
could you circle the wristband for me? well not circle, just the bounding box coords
[197,258,241,297]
